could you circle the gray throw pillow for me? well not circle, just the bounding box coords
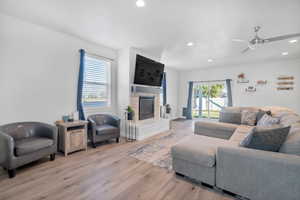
[257,114,279,127]
[256,110,271,124]
[241,110,258,126]
[240,125,291,152]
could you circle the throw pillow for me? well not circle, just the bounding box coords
[256,110,271,124]
[241,110,258,126]
[257,114,279,127]
[240,125,291,152]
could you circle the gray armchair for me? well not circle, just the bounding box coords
[0,122,58,178]
[87,114,120,148]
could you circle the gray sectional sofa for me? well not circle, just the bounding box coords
[171,107,300,200]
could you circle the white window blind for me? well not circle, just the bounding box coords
[82,55,111,108]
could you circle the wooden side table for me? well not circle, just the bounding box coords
[56,120,88,156]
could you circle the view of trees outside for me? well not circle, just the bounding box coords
[193,83,227,119]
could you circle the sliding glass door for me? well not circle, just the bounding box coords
[192,81,228,119]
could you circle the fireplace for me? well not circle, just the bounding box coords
[139,96,155,120]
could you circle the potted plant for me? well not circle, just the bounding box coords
[126,106,135,120]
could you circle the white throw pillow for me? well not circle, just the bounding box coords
[241,110,258,126]
[257,114,280,127]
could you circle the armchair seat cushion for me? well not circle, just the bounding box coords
[15,136,54,156]
[96,125,119,136]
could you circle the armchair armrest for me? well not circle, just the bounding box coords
[0,131,15,165]
[87,118,97,142]
[216,146,300,200]
[34,123,58,142]
[106,115,121,128]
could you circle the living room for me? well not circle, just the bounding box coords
[0,0,300,200]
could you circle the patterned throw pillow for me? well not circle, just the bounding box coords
[256,110,271,124]
[257,114,279,127]
[240,125,291,152]
[241,110,258,126]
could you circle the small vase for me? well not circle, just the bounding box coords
[166,106,171,114]
[127,112,134,120]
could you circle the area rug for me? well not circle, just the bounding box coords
[128,121,194,171]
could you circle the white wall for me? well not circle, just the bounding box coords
[165,67,179,118]
[178,59,300,114]
[0,13,118,124]
[117,48,130,116]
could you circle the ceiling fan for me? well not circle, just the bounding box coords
[232,26,300,53]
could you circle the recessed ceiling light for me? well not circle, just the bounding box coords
[187,42,194,47]
[289,39,298,44]
[282,52,289,56]
[208,59,213,62]
[136,0,145,7]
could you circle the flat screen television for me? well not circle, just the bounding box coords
[134,54,165,87]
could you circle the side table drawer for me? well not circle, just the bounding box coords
[67,129,86,152]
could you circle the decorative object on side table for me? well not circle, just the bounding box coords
[55,120,88,156]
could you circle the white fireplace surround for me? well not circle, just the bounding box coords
[127,85,170,140]
[130,92,160,123]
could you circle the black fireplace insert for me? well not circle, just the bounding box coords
[139,96,155,120]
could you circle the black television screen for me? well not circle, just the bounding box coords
[134,55,165,87]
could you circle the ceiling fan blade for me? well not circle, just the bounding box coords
[232,39,247,43]
[241,47,250,53]
[264,33,300,43]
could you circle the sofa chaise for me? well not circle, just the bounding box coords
[171,107,300,200]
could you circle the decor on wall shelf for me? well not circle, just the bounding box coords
[277,87,293,91]
[237,73,249,83]
[256,80,267,85]
[277,75,294,91]
[245,86,256,92]
[277,76,294,81]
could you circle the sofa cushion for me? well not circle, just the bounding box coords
[279,114,300,126]
[256,110,271,124]
[194,121,238,139]
[15,136,53,156]
[241,110,258,126]
[279,123,300,156]
[240,126,290,152]
[171,135,234,168]
[219,110,241,125]
[257,114,280,127]
[96,125,119,135]
[229,125,254,143]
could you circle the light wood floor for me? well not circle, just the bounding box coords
[0,120,234,200]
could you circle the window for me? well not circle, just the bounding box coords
[82,54,111,108]
[160,72,167,106]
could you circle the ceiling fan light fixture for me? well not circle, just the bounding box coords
[187,42,194,47]
[282,52,289,56]
[289,39,298,44]
[136,0,145,7]
[208,59,213,62]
